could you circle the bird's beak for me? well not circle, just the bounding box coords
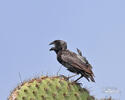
[49,41,55,51]
[49,47,55,51]
[49,41,55,45]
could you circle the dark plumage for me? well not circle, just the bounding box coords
[49,40,95,82]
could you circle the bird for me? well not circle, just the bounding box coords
[49,40,95,82]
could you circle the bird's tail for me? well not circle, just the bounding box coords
[90,75,95,82]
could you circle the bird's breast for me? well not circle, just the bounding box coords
[57,55,72,69]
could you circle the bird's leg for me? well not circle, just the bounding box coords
[74,75,83,82]
[57,66,62,75]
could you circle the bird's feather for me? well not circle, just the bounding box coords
[59,50,94,75]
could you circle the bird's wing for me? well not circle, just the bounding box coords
[77,48,82,56]
[61,51,93,74]
[76,48,92,69]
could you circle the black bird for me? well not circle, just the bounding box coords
[49,40,95,82]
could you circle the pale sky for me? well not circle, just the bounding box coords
[0,0,125,100]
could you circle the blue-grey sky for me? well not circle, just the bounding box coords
[0,0,125,99]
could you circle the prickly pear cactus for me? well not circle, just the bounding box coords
[9,76,95,100]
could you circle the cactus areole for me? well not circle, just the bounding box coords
[9,76,95,100]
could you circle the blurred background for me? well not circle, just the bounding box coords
[0,0,125,99]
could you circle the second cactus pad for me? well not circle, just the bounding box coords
[9,76,94,100]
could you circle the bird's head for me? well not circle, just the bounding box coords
[49,40,67,53]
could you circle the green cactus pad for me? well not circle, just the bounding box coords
[9,76,95,100]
